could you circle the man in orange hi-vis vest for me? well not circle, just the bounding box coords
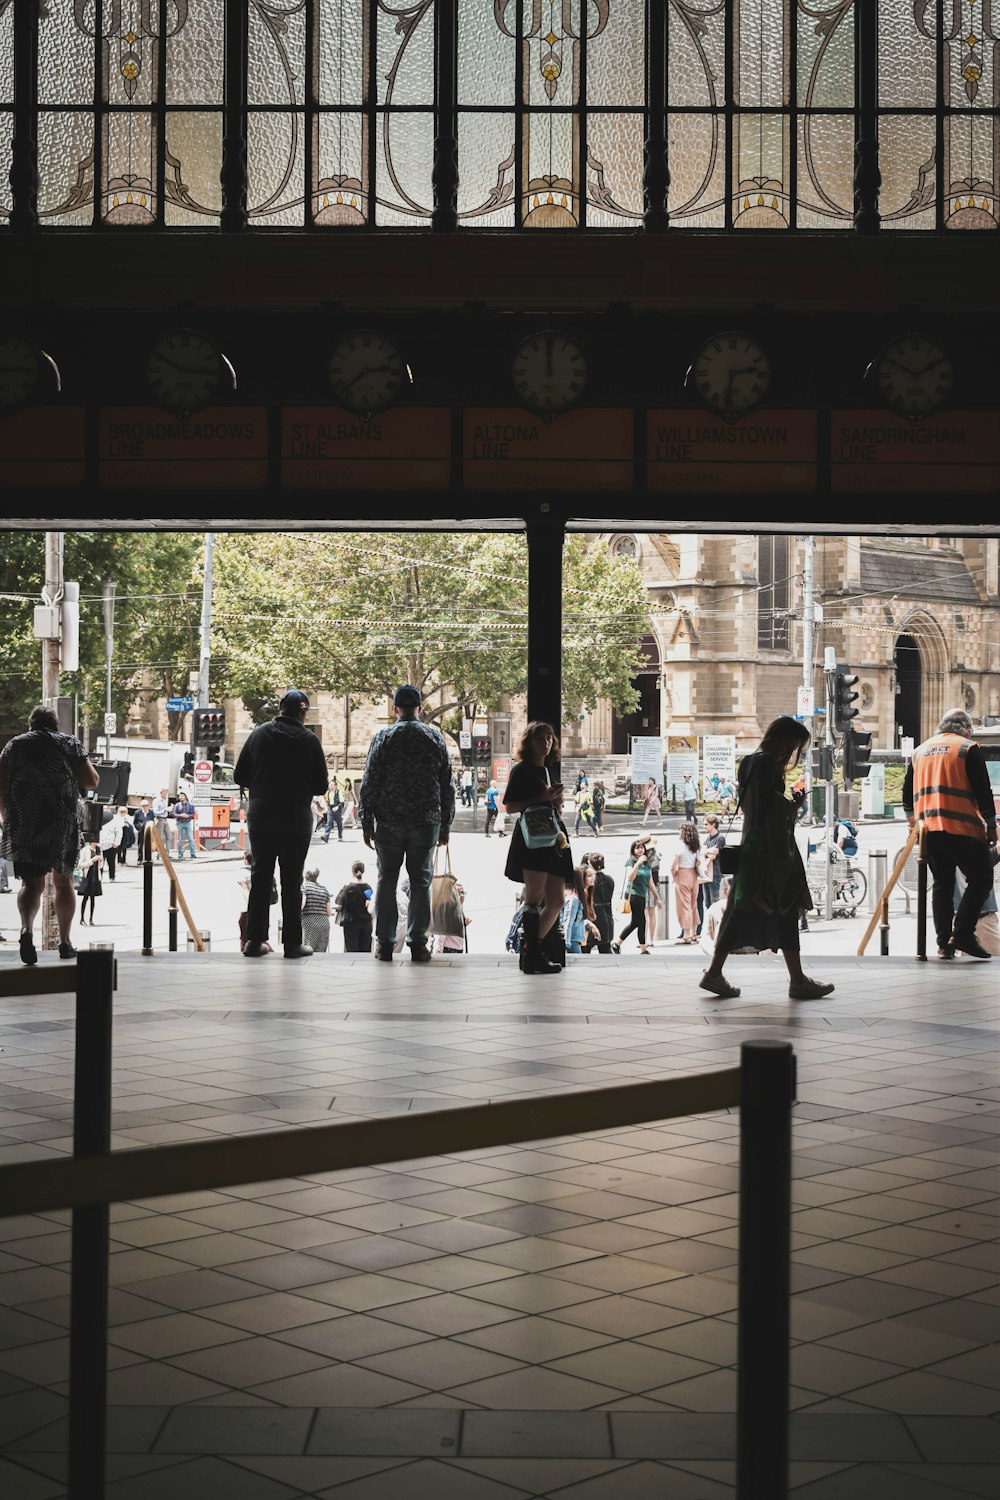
[903,708,998,961]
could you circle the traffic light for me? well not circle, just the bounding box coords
[830,665,860,734]
[843,726,873,783]
[811,745,834,781]
[474,735,492,763]
[193,707,226,749]
[181,751,195,778]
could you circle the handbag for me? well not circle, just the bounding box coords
[618,877,634,916]
[520,768,562,849]
[430,846,466,939]
[718,845,741,876]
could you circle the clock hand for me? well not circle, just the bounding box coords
[345,363,394,390]
[151,352,215,374]
[915,354,950,374]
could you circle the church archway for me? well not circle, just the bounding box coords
[612,633,661,755]
[894,635,921,746]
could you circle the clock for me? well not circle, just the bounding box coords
[328,330,409,416]
[871,335,953,417]
[0,334,59,412]
[688,332,770,417]
[145,330,235,413]
[511,331,586,415]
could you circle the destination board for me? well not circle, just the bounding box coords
[463,409,633,490]
[647,410,817,492]
[282,407,451,489]
[99,408,268,489]
[0,406,85,487]
[831,411,1000,492]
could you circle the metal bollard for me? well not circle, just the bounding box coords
[69,948,115,1500]
[737,1040,795,1500]
[868,849,887,914]
[657,875,670,940]
[186,928,211,952]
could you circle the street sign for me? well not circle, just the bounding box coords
[797,685,815,717]
[459,730,472,749]
[192,758,213,806]
[103,712,117,735]
[166,696,194,712]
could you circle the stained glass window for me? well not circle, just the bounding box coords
[758,536,790,650]
[35,0,224,228]
[4,1,995,232]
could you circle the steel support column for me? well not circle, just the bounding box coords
[525,509,565,738]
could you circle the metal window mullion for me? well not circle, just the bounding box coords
[156,0,167,228]
[10,0,40,230]
[304,0,314,228]
[854,0,880,230]
[93,0,104,228]
[577,0,587,229]
[514,0,524,227]
[725,0,734,229]
[644,0,668,231]
[367,0,377,228]
[788,0,798,229]
[935,0,945,229]
[433,0,458,230]
[222,0,248,231]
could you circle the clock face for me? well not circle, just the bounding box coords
[328,330,408,415]
[874,335,953,416]
[691,332,770,416]
[512,331,586,414]
[0,334,43,411]
[145,330,232,413]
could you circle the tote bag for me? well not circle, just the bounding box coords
[520,769,561,849]
[430,846,466,939]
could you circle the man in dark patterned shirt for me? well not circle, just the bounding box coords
[0,705,100,964]
[360,684,455,963]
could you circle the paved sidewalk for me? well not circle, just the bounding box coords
[0,953,996,1498]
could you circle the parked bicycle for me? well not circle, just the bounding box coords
[805,840,868,916]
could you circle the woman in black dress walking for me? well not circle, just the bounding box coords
[503,721,574,975]
[700,716,835,1002]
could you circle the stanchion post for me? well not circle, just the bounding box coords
[169,877,178,952]
[737,1040,795,1500]
[142,823,154,955]
[915,825,928,961]
[880,894,890,956]
[69,949,114,1500]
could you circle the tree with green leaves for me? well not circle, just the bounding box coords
[0,532,201,744]
[209,531,651,740]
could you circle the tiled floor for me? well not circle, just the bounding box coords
[0,950,997,1497]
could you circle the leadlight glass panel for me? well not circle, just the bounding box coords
[248,110,305,223]
[15,0,999,231]
[797,114,854,227]
[0,1,13,107]
[0,114,10,221]
[758,536,790,651]
[165,0,224,104]
[248,0,305,106]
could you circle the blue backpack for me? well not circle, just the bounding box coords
[838,820,858,856]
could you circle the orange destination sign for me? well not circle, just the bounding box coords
[647,410,817,492]
[282,407,451,490]
[99,407,267,489]
[463,408,633,490]
[0,406,85,487]
[831,411,1000,493]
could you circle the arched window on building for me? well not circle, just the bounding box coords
[6,2,995,232]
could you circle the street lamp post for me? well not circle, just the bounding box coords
[102,580,116,762]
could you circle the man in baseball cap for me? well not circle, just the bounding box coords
[234,690,328,959]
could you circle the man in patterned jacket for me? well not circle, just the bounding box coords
[359,684,455,963]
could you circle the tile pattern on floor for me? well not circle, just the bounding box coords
[0,951,997,1496]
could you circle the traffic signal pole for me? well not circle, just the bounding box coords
[823,649,837,920]
[801,536,815,808]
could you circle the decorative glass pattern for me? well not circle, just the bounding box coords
[13,1,997,231]
[758,536,790,650]
[36,0,225,227]
[0,1,11,221]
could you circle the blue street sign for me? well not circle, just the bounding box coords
[166,696,194,712]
